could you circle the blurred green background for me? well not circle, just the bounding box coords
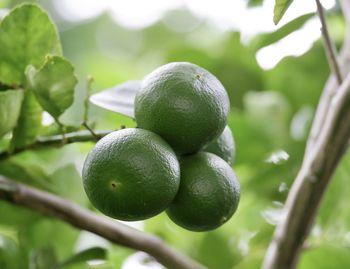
[1,0,350,268]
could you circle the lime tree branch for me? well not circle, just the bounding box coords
[0,176,206,269]
[0,130,112,160]
[262,67,350,268]
[262,3,350,265]
[340,0,350,26]
[316,0,342,84]
[306,0,350,155]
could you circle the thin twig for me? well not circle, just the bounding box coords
[316,0,343,84]
[0,176,206,269]
[0,130,111,160]
[84,75,94,123]
[81,75,99,140]
[262,72,350,269]
[82,122,99,140]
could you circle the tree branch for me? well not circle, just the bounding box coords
[340,0,350,25]
[306,0,350,156]
[0,176,206,269]
[262,3,350,263]
[262,71,350,269]
[0,130,112,161]
[263,3,350,258]
[82,122,99,140]
[316,0,343,84]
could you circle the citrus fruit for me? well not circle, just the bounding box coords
[203,126,235,165]
[82,128,180,221]
[134,62,230,155]
[166,152,240,231]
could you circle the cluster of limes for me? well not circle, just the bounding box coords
[83,62,240,231]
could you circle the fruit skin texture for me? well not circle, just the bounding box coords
[135,62,230,155]
[166,152,240,231]
[203,126,235,165]
[82,128,180,221]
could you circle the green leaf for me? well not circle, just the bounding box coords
[0,0,10,10]
[26,56,77,121]
[0,235,21,269]
[30,247,57,269]
[299,246,350,269]
[0,89,23,137]
[0,203,41,230]
[274,0,294,25]
[248,0,263,6]
[196,232,241,269]
[10,90,42,149]
[57,247,106,268]
[90,80,141,118]
[49,164,88,206]
[252,13,314,50]
[0,3,61,85]
[20,218,80,263]
[0,157,51,190]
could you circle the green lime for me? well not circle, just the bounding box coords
[203,126,235,165]
[134,62,230,155]
[166,152,240,231]
[82,128,180,221]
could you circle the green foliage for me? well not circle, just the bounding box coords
[57,247,106,268]
[299,246,350,269]
[29,246,57,269]
[247,0,263,7]
[19,218,79,261]
[0,235,20,269]
[0,1,347,269]
[90,80,140,118]
[0,4,61,85]
[251,13,315,50]
[26,56,77,121]
[273,0,294,24]
[196,232,241,269]
[10,90,42,148]
[0,156,50,189]
[0,89,23,136]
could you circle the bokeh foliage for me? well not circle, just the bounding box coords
[0,1,348,269]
